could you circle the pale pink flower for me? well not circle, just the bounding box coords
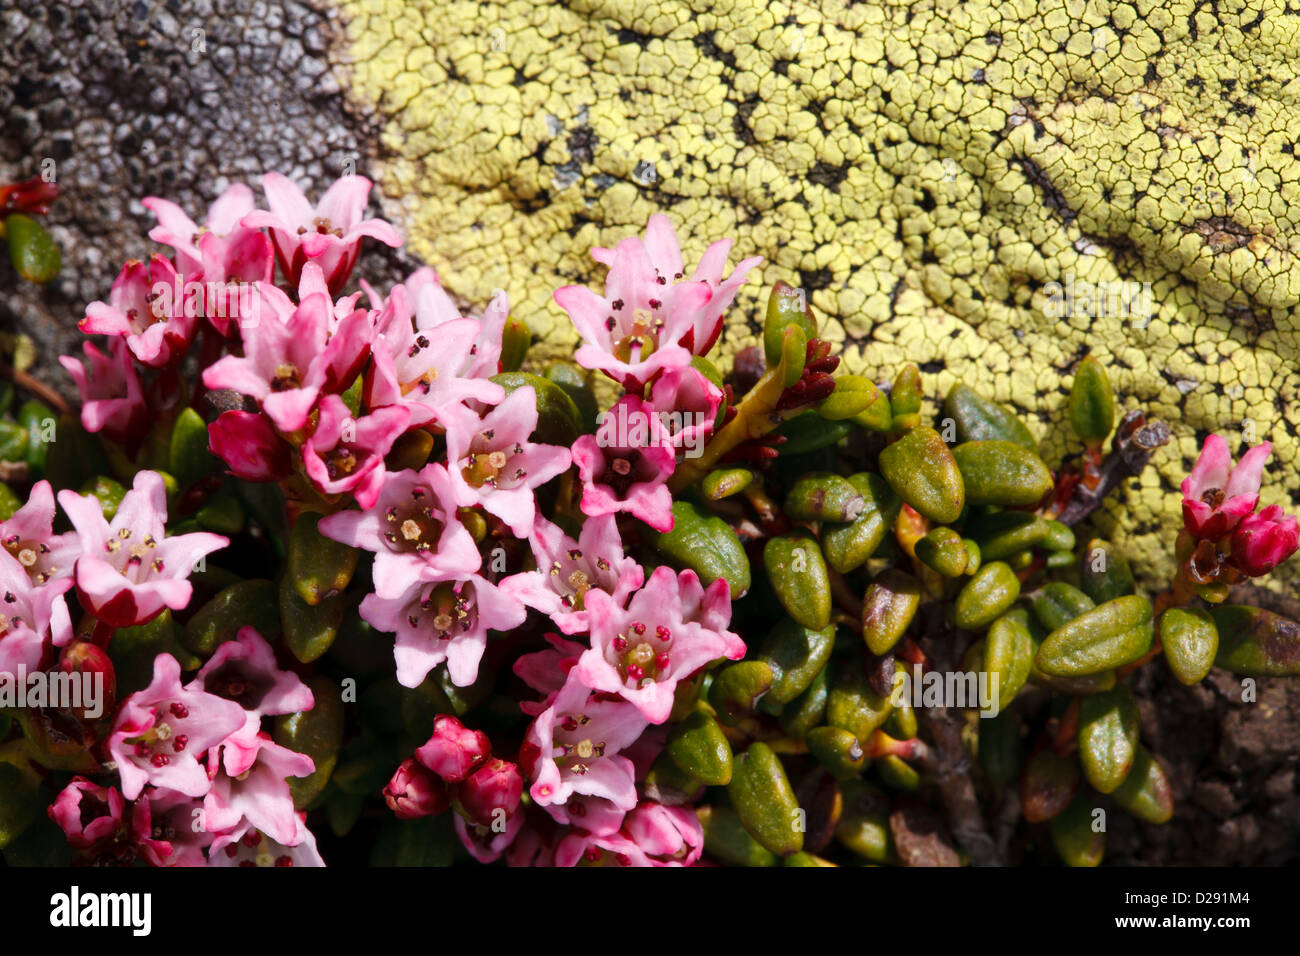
[134,790,213,867]
[522,674,646,822]
[107,653,247,801]
[576,566,744,723]
[444,386,572,536]
[190,627,314,718]
[500,515,643,635]
[0,548,72,674]
[360,572,525,688]
[623,801,704,866]
[647,362,724,454]
[208,818,325,867]
[0,480,80,591]
[204,723,315,845]
[512,632,587,715]
[317,464,481,599]
[58,470,227,627]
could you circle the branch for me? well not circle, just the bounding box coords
[1057,409,1170,526]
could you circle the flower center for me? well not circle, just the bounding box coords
[1201,487,1226,508]
[611,310,661,363]
[271,363,302,392]
[384,491,445,554]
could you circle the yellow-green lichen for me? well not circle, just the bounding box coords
[335,0,1300,585]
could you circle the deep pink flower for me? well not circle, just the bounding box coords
[1229,504,1300,577]
[444,386,572,536]
[384,758,450,819]
[134,790,212,867]
[365,275,504,428]
[204,724,315,845]
[81,255,199,367]
[108,653,247,800]
[208,410,293,482]
[0,480,80,592]
[208,818,324,867]
[1181,435,1273,540]
[202,267,373,432]
[576,565,745,723]
[48,778,126,850]
[58,470,227,628]
[457,757,524,828]
[59,339,148,444]
[501,515,643,635]
[190,627,314,718]
[415,714,491,783]
[571,396,676,532]
[522,674,646,822]
[144,183,263,277]
[554,830,651,868]
[647,362,724,456]
[360,571,525,688]
[623,801,704,866]
[301,395,410,509]
[317,464,480,599]
[242,173,401,294]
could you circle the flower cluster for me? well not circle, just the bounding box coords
[9,169,1299,871]
[1179,435,1299,585]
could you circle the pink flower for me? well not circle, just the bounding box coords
[571,396,676,532]
[202,272,372,432]
[59,339,148,444]
[134,790,212,867]
[364,275,504,428]
[623,801,703,866]
[1229,504,1300,577]
[501,515,643,635]
[384,758,450,819]
[555,215,761,388]
[576,566,745,723]
[204,725,315,845]
[58,470,227,628]
[0,480,80,592]
[454,811,524,864]
[48,778,126,850]
[445,386,572,536]
[457,757,524,827]
[521,674,646,821]
[242,173,402,294]
[190,627,314,718]
[554,830,650,868]
[1181,435,1273,540]
[107,653,247,800]
[647,362,724,455]
[144,183,264,278]
[0,549,73,675]
[301,395,410,509]
[81,255,199,367]
[512,632,588,715]
[208,818,324,867]
[208,410,293,482]
[410,271,509,379]
[415,714,491,782]
[360,572,525,688]
[589,213,761,356]
[317,464,480,599]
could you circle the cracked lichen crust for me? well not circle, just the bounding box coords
[338,0,1300,584]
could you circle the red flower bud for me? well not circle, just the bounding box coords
[384,758,450,819]
[415,714,491,782]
